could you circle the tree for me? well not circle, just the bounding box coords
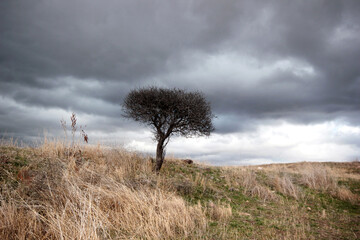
[123,87,214,172]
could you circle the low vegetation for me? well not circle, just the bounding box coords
[1,140,359,239]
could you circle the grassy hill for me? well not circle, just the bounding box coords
[1,141,359,239]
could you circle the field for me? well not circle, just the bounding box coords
[1,140,359,239]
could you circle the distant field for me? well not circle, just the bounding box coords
[1,140,359,239]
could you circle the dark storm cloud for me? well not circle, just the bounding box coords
[0,0,239,87]
[0,0,359,139]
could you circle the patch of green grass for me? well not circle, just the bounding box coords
[255,217,264,226]
[14,155,28,167]
[314,191,360,214]
[209,221,218,227]
[182,185,218,204]
[1,148,30,182]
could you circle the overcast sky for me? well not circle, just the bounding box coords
[1,0,360,165]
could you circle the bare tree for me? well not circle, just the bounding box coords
[123,87,214,172]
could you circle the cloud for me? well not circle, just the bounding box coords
[0,0,359,164]
[165,121,360,165]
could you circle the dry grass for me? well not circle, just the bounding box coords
[1,139,359,239]
[223,168,278,202]
[206,201,232,222]
[221,162,359,205]
[299,164,338,191]
[258,161,360,180]
[335,186,359,204]
[0,141,209,240]
[296,164,359,203]
[269,174,303,200]
[219,163,359,239]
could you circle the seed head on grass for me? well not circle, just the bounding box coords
[81,129,89,143]
[70,112,77,146]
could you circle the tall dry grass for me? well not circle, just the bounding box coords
[0,141,209,239]
[234,162,359,204]
[222,162,358,203]
[299,164,337,191]
[206,201,232,222]
[223,168,278,202]
[298,164,359,203]
[269,174,303,200]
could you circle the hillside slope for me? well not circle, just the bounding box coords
[1,142,359,239]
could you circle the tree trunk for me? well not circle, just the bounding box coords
[155,139,165,173]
